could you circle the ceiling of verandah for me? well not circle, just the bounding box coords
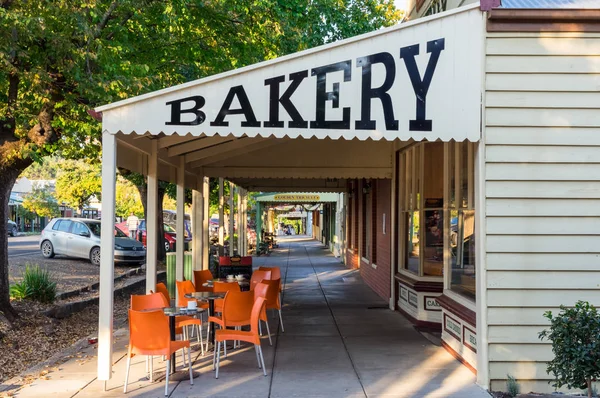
[115,132,411,192]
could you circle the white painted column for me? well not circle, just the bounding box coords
[98,131,116,381]
[202,177,209,270]
[176,156,185,281]
[229,182,234,256]
[192,174,204,271]
[218,178,224,256]
[146,140,158,293]
[475,140,489,388]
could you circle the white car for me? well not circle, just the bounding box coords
[40,218,146,266]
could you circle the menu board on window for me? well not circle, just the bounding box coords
[425,210,443,249]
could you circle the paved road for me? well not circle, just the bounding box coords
[7,235,40,258]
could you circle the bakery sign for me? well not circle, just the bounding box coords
[98,7,482,142]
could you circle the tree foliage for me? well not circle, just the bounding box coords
[55,162,101,213]
[115,176,144,218]
[539,301,600,398]
[22,186,59,219]
[0,0,402,320]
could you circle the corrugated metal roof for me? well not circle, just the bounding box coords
[502,0,600,8]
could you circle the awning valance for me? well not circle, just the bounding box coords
[97,5,483,143]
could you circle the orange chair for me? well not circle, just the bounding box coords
[193,270,214,292]
[263,278,285,332]
[253,282,272,345]
[213,297,268,379]
[258,266,281,281]
[207,289,254,353]
[124,309,193,396]
[249,269,272,290]
[152,284,207,356]
[212,281,240,314]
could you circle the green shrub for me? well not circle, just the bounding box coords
[10,265,57,303]
[539,301,600,398]
[506,374,520,397]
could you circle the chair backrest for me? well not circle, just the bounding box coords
[263,278,281,309]
[176,280,196,307]
[250,270,272,290]
[253,282,268,301]
[155,282,170,302]
[212,281,241,293]
[130,292,168,311]
[221,290,254,326]
[258,266,281,281]
[250,297,267,337]
[129,309,170,354]
[193,270,214,292]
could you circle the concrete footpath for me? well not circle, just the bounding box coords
[11,236,490,398]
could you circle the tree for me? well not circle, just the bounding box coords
[22,186,60,219]
[55,162,102,215]
[0,0,401,322]
[539,301,600,398]
[115,176,144,219]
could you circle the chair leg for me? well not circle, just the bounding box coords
[212,341,217,370]
[188,348,194,386]
[198,324,205,356]
[259,320,263,336]
[264,320,272,346]
[279,309,285,333]
[254,345,261,368]
[224,338,227,358]
[215,342,221,379]
[165,359,170,396]
[205,323,210,353]
[145,356,149,375]
[123,355,132,393]
[258,345,267,376]
[150,356,154,383]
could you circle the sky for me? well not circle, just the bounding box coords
[395,0,409,13]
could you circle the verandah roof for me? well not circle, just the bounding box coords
[96,4,484,144]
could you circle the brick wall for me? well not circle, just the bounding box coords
[359,179,391,302]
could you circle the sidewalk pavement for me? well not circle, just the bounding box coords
[10,236,490,398]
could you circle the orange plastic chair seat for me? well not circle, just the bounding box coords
[215,328,260,345]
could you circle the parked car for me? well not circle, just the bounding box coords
[40,218,146,266]
[116,220,189,252]
[163,210,192,239]
[7,219,17,237]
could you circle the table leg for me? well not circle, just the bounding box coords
[169,316,176,374]
[209,299,216,346]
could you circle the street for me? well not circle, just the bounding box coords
[7,235,40,258]
[8,234,132,293]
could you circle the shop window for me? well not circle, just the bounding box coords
[397,141,475,294]
[450,142,476,301]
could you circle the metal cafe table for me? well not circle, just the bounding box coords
[184,291,226,346]
[153,306,203,380]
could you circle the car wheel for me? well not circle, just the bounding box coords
[164,240,171,252]
[10,225,17,237]
[90,247,101,266]
[41,240,55,258]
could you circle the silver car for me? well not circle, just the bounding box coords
[40,218,146,266]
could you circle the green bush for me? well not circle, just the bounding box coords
[539,301,600,398]
[506,374,520,397]
[10,265,57,303]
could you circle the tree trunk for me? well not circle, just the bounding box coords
[0,168,23,323]
[587,378,592,398]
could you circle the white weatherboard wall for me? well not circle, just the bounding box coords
[485,31,600,393]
